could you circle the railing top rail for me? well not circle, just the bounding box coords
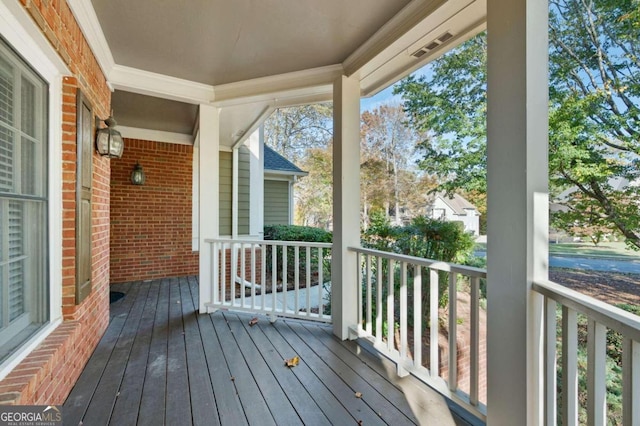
[348,246,487,278]
[206,238,333,249]
[534,279,640,341]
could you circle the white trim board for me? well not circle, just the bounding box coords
[110,64,215,104]
[66,0,115,87]
[119,126,194,145]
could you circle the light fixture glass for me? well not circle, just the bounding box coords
[131,162,146,185]
[96,116,124,158]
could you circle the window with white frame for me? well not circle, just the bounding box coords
[0,37,48,363]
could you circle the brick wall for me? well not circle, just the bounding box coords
[0,0,112,405]
[110,139,198,283]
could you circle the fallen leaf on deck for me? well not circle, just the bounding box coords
[284,356,300,367]
[355,392,362,398]
[249,317,258,326]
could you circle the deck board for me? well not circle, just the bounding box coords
[256,319,354,425]
[180,277,219,426]
[235,314,330,426]
[189,279,248,426]
[165,278,192,426]
[137,279,170,426]
[64,282,139,425]
[109,281,159,426]
[300,321,420,420]
[64,276,464,425]
[212,309,277,426]
[270,320,387,425]
[225,312,317,425]
[83,282,151,423]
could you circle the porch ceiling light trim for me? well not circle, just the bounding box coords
[96,116,124,158]
[131,162,146,185]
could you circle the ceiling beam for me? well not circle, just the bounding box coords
[232,106,273,149]
[118,126,194,145]
[110,65,215,104]
[214,65,343,104]
[342,0,448,77]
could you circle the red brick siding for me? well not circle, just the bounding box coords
[110,139,198,283]
[0,0,111,405]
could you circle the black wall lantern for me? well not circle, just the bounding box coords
[131,162,146,185]
[95,116,124,158]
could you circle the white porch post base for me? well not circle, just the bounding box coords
[331,74,361,340]
[198,104,220,313]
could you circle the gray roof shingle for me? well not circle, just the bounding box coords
[264,145,307,175]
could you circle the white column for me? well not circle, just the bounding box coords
[192,136,200,251]
[486,0,549,424]
[198,104,220,313]
[331,74,360,339]
[248,128,263,238]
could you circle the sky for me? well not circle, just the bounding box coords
[359,84,402,112]
[359,67,431,112]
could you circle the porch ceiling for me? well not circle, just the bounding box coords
[79,0,486,146]
[90,0,412,86]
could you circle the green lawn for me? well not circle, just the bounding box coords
[548,241,638,259]
[475,241,639,260]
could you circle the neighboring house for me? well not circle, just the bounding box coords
[430,193,481,236]
[263,146,308,226]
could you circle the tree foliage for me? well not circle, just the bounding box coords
[294,146,333,229]
[263,104,333,164]
[394,36,487,196]
[360,104,432,226]
[394,0,640,249]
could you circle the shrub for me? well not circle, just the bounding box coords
[263,225,332,298]
[264,225,332,243]
[362,215,476,308]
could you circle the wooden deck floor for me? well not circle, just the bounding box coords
[63,276,469,425]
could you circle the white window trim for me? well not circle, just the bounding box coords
[0,0,70,381]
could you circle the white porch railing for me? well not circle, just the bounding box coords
[348,246,488,421]
[205,238,332,323]
[533,280,640,426]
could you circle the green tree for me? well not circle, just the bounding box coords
[294,145,333,229]
[263,104,333,164]
[394,0,640,249]
[361,104,424,225]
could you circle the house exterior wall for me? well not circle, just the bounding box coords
[219,151,232,234]
[237,147,251,234]
[110,139,198,283]
[0,0,112,405]
[264,179,290,225]
[431,198,480,236]
[219,148,250,236]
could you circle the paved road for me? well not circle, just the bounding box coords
[475,251,640,274]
